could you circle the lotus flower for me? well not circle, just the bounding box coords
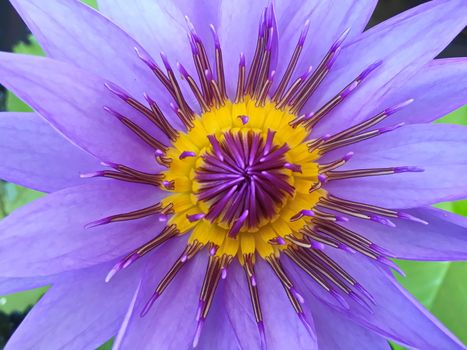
[1,0,467,349]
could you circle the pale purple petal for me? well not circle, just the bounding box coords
[324,248,465,349]
[0,181,166,277]
[274,0,377,91]
[10,0,174,114]
[217,0,269,95]
[0,53,162,172]
[309,296,390,350]
[223,262,262,349]
[224,261,318,350]
[0,276,50,296]
[307,0,467,137]
[6,262,142,350]
[256,259,318,350]
[0,112,100,192]
[96,0,219,115]
[341,206,467,261]
[375,58,467,127]
[115,238,205,349]
[325,124,467,208]
[97,0,220,62]
[196,283,242,350]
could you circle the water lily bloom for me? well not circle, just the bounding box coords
[1,0,467,348]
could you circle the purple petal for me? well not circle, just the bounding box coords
[0,53,161,172]
[323,248,465,349]
[309,296,390,350]
[223,263,262,349]
[274,1,377,92]
[97,0,220,61]
[196,283,243,350]
[5,262,142,350]
[10,0,177,122]
[0,275,50,297]
[307,0,467,137]
[0,112,101,192]
[97,0,219,114]
[341,206,467,261]
[255,260,318,350]
[224,261,317,350]
[115,238,206,350]
[217,1,269,96]
[325,124,467,208]
[0,181,167,277]
[376,58,467,127]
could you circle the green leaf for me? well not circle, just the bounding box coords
[97,339,114,350]
[1,182,44,214]
[437,105,467,126]
[430,263,467,344]
[395,260,451,307]
[0,287,48,314]
[82,0,98,8]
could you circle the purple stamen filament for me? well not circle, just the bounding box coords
[196,130,294,231]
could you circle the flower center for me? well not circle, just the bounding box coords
[160,99,320,257]
[196,129,293,233]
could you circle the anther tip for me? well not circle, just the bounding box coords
[140,293,160,318]
[179,151,196,160]
[343,151,354,161]
[237,115,249,125]
[84,218,110,229]
[192,319,204,348]
[327,47,342,68]
[104,82,129,100]
[298,19,310,46]
[100,161,118,169]
[341,81,359,98]
[398,212,429,225]
[336,216,349,223]
[330,289,350,309]
[135,47,157,70]
[105,267,119,283]
[80,171,101,179]
[187,213,205,222]
[386,98,415,115]
[394,166,424,173]
[239,52,246,66]
[209,24,221,49]
[378,256,406,276]
[331,27,351,51]
[204,69,213,81]
[155,149,165,157]
[160,52,172,71]
[291,287,305,304]
[257,321,267,350]
[311,241,325,250]
[177,62,189,78]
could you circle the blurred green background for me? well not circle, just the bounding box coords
[0,0,466,349]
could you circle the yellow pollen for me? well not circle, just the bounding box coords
[161,98,323,261]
